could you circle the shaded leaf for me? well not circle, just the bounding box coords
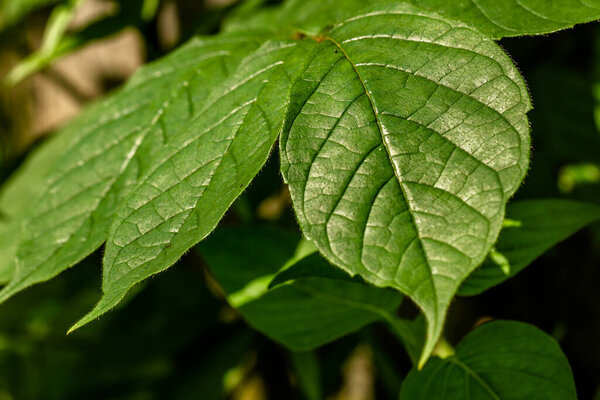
[400,320,577,400]
[289,351,322,400]
[200,227,405,351]
[280,3,531,366]
[460,199,600,295]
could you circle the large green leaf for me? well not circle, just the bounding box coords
[460,199,600,295]
[0,33,266,305]
[280,3,531,366]
[400,320,577,400]
[409,0,600,39]
[200,227,406,351]
[70,40,305,330]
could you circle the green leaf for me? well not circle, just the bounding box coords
[460,199,600,295]
[289,351,322,400]
[408,0,600,40]
[0,33,265,305]
[70,40,304,330]
[0,129,80,284]
[225,0,600,40]
[200,227,405,352]
[400,320,577,400]
[280,3,531,367]
[224,0,387,36]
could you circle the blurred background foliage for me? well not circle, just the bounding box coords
[0,1,599,399]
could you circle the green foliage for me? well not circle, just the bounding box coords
[0,31,266,306]
[408,0,600,39]
[460,199,600,295]
[400,320,577,399]
[280,3,530,366]
[1,0,600,397]
[200,227,405,352]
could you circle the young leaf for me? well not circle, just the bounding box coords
[409,0,600,40]
[200,227,405,351]
[70,40,304,330]
[460,199,600,295]
[280,3,531,367]
[400,320,577,400]
[0,33,265,305]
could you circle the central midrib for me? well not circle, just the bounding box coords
[317,34,440,324]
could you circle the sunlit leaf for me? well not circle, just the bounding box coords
[71,41,305,329]
[280,2,531,366]
[0,33,266,304]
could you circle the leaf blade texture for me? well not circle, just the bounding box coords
[0,33,266,305]
[409,0,600,39]
[224,0,600,40]
[71,40,305,330]
[280,3,531,366]
[400,320,577,400]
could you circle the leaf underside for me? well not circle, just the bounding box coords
[280,3,531,366]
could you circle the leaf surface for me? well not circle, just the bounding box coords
[200,227,405,351]
[280,3,531,366]
[0,130,78,283]
[71,40,304,330]
[225,0,600,40]
[400,320,577,400]
[409,0,600,39]
[460,199,600,295]
[0,33,265,304]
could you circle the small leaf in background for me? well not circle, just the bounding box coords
[400,320,577,400]
[200,227,404,351]
[460,199,600,295]
[281,2,531,366]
